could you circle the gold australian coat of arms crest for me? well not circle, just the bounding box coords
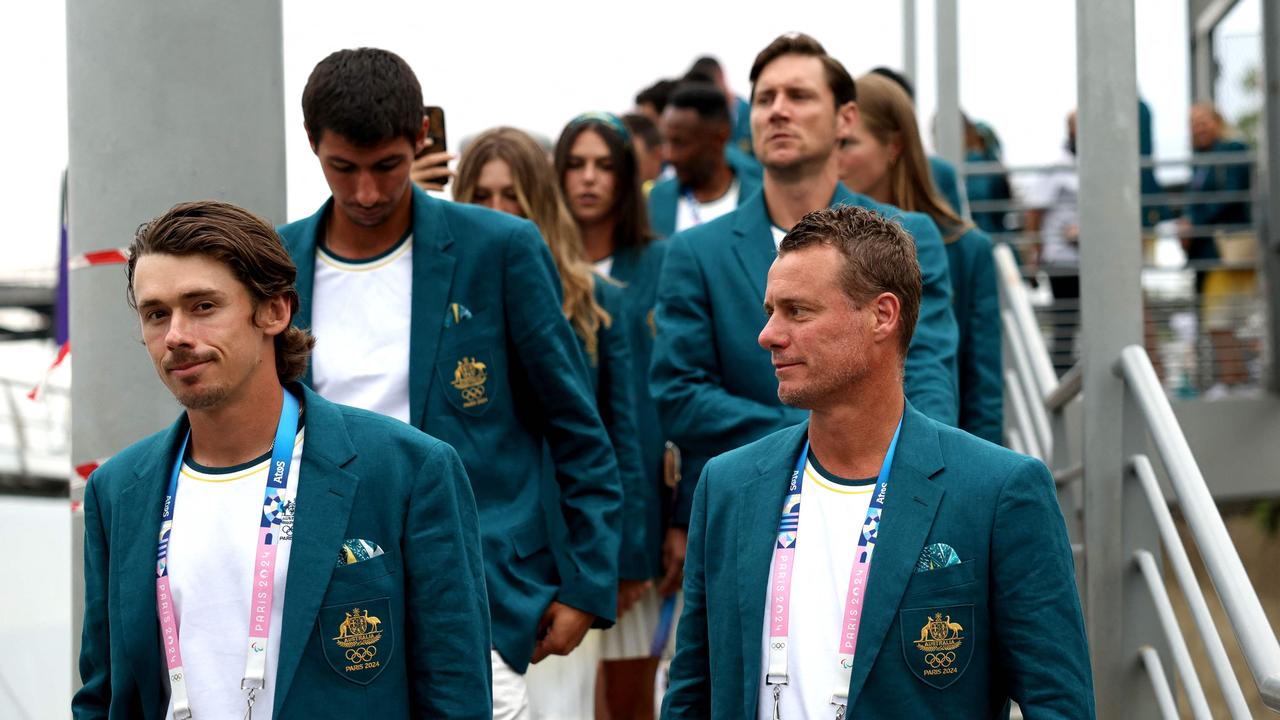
[913,612,964,677]
[451,356,489,408]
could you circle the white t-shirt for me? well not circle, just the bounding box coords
[758,451,876,720]
[675,178,741,233]
[311,235,413,423]
[771,224,788,250]
[165,429,305,720]
[593,256,614,278]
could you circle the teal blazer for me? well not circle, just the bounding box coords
[612,241,673,578]
[946,227,1003,444]
[279,187,622,672]
[650,184,959,522]
[648,150,764,239]
[73,386,492,719]
[661,404,1093,719]
[929,156,965,217]
[542,278,650,581]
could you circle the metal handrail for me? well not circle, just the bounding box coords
[994,245,1058,398]
[1131,454,1252,718]
[1004,369,1043,461]
[1138,646,1181,720]
[1045,362,1083,412]
[961,151,1257,178]
[1118,345,1280,709]
[1134,549,1214,719]
[1001,308,1053,455]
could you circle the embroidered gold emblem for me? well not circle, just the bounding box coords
[450,356,489,408]
[334,607,383,673]
[914,612,964,676]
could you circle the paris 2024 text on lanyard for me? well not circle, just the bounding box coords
[766,413,904,720]
[155,390,300,720]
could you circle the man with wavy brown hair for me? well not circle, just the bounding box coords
[74,200,492,719]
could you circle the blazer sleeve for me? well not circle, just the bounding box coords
[989,457,1095,719]
[596,291,653,580]
[960,233,1004,445]
[503,225,623,622]
[900,214,960,427]
[404,441,493,720]
[660,463,713,719]
[649,233,806,459]
[72,471,111,719]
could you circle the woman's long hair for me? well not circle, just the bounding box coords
[855,73,971,242]
[455,127,611,362]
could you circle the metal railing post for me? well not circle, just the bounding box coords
[1261,0,1280,392]
[934,0,966,217]
[1075,0,1162,715]
[902,0,916,86]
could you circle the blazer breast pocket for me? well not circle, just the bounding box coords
[329,548,398,589]
[901,559,976,599]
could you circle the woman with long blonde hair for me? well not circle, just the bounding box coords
[453,125,648,719]
[454,127,612,362]
[836,72,1003,444]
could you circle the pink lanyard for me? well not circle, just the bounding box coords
[155,391,299,719]
[765,415,902,720]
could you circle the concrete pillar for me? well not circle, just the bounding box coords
[66,0,286,688]
[1075,0,1163,716]
[934,0,966,215]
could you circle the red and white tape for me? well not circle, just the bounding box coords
[26,340,70,401]
[68,247,129,271]
[70,459,106,513]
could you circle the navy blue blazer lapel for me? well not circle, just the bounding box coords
[736,423,809,714]
[119,415,189,719]
[272,388,361,716]
[730,189,775,304]
[844,405,945,705]
[405,187,456,430]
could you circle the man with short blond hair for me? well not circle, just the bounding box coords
[662,205,1092,719]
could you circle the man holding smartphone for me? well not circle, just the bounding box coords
[277,47,623,719]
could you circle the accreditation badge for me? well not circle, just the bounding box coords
[899,604,973,689]
[318,597,394,685]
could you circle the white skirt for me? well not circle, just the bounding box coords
[600,587,682,661]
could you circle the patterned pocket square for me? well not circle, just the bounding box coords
[915,542,961,573]
[336,538,385,567]
[444,303,473,327]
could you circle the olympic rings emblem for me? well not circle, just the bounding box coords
[345,646,378,663]
[924,651,956,668]
[461,386,487,403]
[771,642,786,650]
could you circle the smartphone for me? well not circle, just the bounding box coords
[420,105,447,156]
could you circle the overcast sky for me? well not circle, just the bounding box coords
[3,0,1264,275]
